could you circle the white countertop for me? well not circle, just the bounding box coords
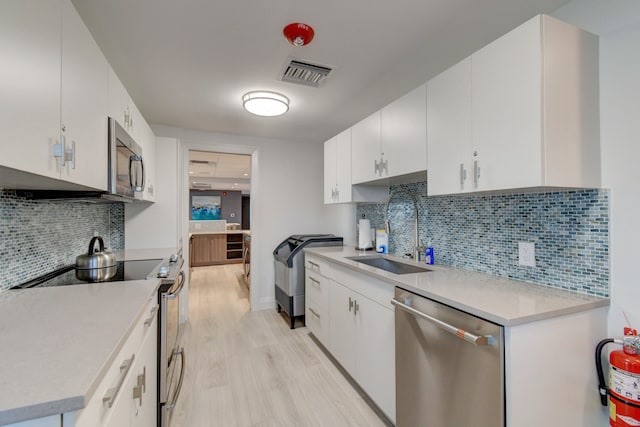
[0,280,160,425]
[305,246,609,326]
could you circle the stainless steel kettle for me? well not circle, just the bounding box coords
[75,236,117,282]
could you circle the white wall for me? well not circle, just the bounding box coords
[152,125,354,311]
[125,137,182,250]
[553,0,640,336]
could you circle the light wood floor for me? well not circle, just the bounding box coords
[171,264,388,427]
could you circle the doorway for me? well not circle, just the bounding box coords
[187,149,252,287]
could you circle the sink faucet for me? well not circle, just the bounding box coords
[383,189,420,260]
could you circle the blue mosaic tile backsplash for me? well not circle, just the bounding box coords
[0,190,124,291]
[357,181,610,297]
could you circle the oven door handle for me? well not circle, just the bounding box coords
[167,271,185,300]
[166,347,186,410]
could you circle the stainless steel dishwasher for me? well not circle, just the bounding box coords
[392,287,505,427]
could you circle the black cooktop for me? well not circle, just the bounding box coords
[15,259,162,289]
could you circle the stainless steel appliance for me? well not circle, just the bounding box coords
[273,234,343,328]
[392,287,505,427]
[147,256,186,427]
[108,116,145,199]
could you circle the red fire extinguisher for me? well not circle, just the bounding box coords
[597,328,640,426]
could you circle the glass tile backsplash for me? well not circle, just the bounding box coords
[0,190,124,291]
[357,181,609,297]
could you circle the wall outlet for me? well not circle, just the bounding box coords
[518,242,536,267]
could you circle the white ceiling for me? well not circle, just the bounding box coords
[188,151,251,192]
[71,0,569,144]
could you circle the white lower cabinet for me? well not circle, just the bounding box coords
[314,264,395,423]
[63,301,158,427]
[305,255,331,345]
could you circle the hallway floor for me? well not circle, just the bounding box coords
[171,264,387,427]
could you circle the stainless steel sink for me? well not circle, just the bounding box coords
[345,256,432,274]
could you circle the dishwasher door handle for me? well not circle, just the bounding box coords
[391,298,494,346]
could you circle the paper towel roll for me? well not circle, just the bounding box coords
[358,219,372,249]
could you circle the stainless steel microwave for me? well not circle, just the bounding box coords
[108,117,145,199]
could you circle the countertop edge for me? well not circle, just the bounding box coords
[0,396,83,426]
[304,247,610,327]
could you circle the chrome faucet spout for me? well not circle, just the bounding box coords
[384,189,420,259]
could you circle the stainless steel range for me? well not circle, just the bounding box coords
[148,256,186,427]
[13,253,186,427]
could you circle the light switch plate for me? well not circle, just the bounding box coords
[518,242,536,267]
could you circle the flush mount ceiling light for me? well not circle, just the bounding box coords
[242,91,289,117]
[283,23,315,47]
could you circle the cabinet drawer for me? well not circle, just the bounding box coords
[71,299,158,427]
[305,303,328,346]
[331,264,395,309]
[305,255,331,277]
[305,271,329,311]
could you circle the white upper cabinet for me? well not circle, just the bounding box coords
[324,135,338,204]
[0,0,112,192]
[325,128,387,204]
[325,129,353,204]
[380,83,427,179]
[137,118,156,202]
[0,0,62,181]
[352,84,427,185]
[351,111,381,185]
[427,14,600,195]
[108,66,134,134]
[427,57,472,195]
[60,0,108,191]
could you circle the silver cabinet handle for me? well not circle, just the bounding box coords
[308,261,319,268]
[133,366,145,406]
[309,307,320,319]
[144,306,158,328]
[459,163,467,186]
[309,276,320,287]
[354,300,359,315]
[473,160,480,187]
[103,354,135,408]
[374,159,380,175]
[391,298,494,346]
[348,297,354,312]
[380,158,388,175]
[54,134,66,166]
[65,140,75,169]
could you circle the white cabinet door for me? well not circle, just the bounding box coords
[354,295,396,422]
[328,280,356,375]
[381,84,427,178]
[323,136,337,204]
[335,128,352,203]
[427,58,472,195]
[131,311,158,427]
[60,0,108,191]
[471,16,542,191]
[351,111,381,184]
[136,119,156,202]
[107,66,132,131]
[0,0,61,179]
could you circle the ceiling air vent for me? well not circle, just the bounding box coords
[191,182,212,189]
[281,59,332,87]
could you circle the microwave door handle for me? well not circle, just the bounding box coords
[129,155,138,191]
[138,156,145,191]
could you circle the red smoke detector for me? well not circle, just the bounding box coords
[283,23,315,47]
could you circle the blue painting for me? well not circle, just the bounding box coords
[191,196,221,220]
